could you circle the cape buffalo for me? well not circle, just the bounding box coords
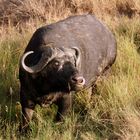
[19,14,117,131]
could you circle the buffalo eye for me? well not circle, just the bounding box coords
[54,61,60,67]
[55,61,60,66]
[53,61,63,71]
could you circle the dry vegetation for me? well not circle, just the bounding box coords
[0,0,140,139]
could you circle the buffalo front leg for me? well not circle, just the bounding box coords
[55,94,72,122]
[20,99,36,132]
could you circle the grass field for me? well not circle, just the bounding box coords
[0,0,140,139]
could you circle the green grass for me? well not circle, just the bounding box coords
[0,16,140,140]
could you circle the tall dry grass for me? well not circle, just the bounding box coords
[0,0,140,26]
[0,0,140,139]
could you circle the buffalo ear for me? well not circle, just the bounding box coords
[71,47,81,68]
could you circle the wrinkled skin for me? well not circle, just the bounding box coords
[19,14,117,132]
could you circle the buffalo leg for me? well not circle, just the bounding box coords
[55,94,72,122]
[20,99,36,132]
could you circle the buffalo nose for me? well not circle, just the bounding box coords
[71,76,85,85]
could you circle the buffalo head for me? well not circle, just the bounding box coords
[20,44,85,92]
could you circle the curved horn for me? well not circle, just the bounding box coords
[21,46,58,73]
[21,51,36,73]
[71,47,81,68]
[62,47,81,68]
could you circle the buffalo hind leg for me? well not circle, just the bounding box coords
[55,94,71,122]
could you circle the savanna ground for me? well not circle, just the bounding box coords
[0,0,140,139]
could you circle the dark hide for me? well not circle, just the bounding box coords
[19,14,117,131]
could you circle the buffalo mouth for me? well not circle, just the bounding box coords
[69,76,85,91]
